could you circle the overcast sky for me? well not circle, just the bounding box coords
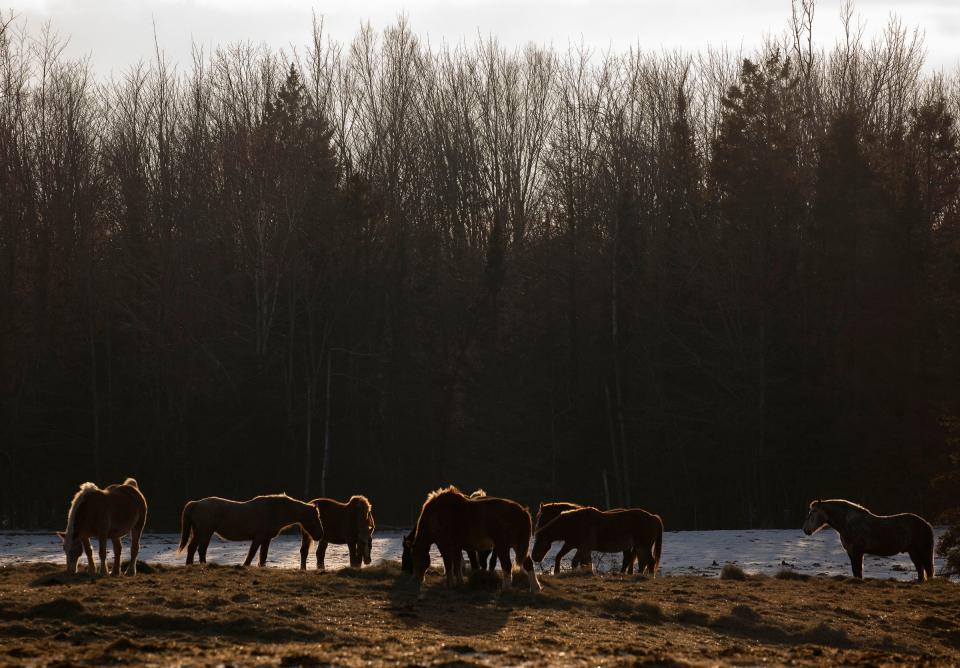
[6,1,960,75]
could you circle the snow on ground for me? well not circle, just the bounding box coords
[0,528,943,579]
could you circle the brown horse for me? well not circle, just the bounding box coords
[57,478,147,576]
[178,494,324,566]
[536,502,625,572]
[802,499,934,580]
[300,495,375,570]
[401,489,496,576]
[411,486,541,595]
[532,506,663,576]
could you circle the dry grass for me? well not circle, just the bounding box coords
[0,561,957,666]
[720,562,747,580]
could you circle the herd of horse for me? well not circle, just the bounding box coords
[55,479,937,591]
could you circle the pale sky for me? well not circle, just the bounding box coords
[6,0,960,75]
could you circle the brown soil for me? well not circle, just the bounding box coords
[0,561,957,666]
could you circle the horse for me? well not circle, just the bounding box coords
[299,495,375,570]
[410,485,541,596]
[401,489,496,575]
[466,489,497,572]
[537,502,616,572]
[802,499,934,581]
[532,506,663,576]
[178,493,324,567]
[57,477,147,576]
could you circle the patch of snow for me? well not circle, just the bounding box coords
[0,528,943,579]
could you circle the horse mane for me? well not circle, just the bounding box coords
[469,489,487,498]
[65,482,100,540]
[423,484,465,505]
[536,505,597,535]
[414,485,466,539]
[348,495,372,514]
[813,498,870,513]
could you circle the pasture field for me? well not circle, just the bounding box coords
[0,561,956,666]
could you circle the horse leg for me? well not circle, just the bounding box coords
[455,552,465,586]
[82,538,96,575]
[98,537,108,576]
[258,539,270,567]
[847,550,863,579]
[243,540,261,567]
[621,549,634,574]
[198,534,210,564]
[909,551,929,582]
[186,536,199,565]
[441,552,454,588]
[317,540,328,571]
[553,543,574,575]
[299,530,311,570]
[467,550,479,572]
[348,542,359,568]
[127,531,140,576]
[496,547,512,590]
[487,550,497,572]
[111,537,122,576]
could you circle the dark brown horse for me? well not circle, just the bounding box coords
[401,489,496,575]
[410,486,541,595]
[57,478,147,576]
[178,494,324,566]
[300,495,375,570]
[537,502,622,572]
[532,506,663,576]
[803,499,934,580]
[466,489,496,572]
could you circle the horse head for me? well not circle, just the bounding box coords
[347,496,374,566]
[400,530,415,573]
[530,517,557,563]
[802,500,829,535]
[57,531,84,573]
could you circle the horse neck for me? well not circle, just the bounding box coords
[65,489,96,540]
[822,503,854,532]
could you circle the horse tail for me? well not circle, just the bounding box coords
[651,515,663,577]
[177,502,194,553]
[123,477,139,489]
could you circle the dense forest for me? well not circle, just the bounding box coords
[1,2,959,531]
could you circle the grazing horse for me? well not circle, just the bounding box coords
[178,494,324,567]
[410,485,541,595]
[401,490,496,575]
[537,502,618,572]
[532,506,663,576]
[300,495,375,570]
[802,499,934,581]
[57,478,147,576]
[466,489,496,572]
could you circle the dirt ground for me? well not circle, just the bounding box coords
[0,561,957,667]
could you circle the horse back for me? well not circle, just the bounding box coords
[857,511,933,555]
[78,484,146,539]
[433,496,531,548]
[311,498,357,544]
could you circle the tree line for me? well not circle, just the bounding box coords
[2,3,959,531]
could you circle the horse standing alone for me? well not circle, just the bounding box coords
[802,499,934,581]
[178,494,324,566]
[57,477,147,576]
[300,495,375,570]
